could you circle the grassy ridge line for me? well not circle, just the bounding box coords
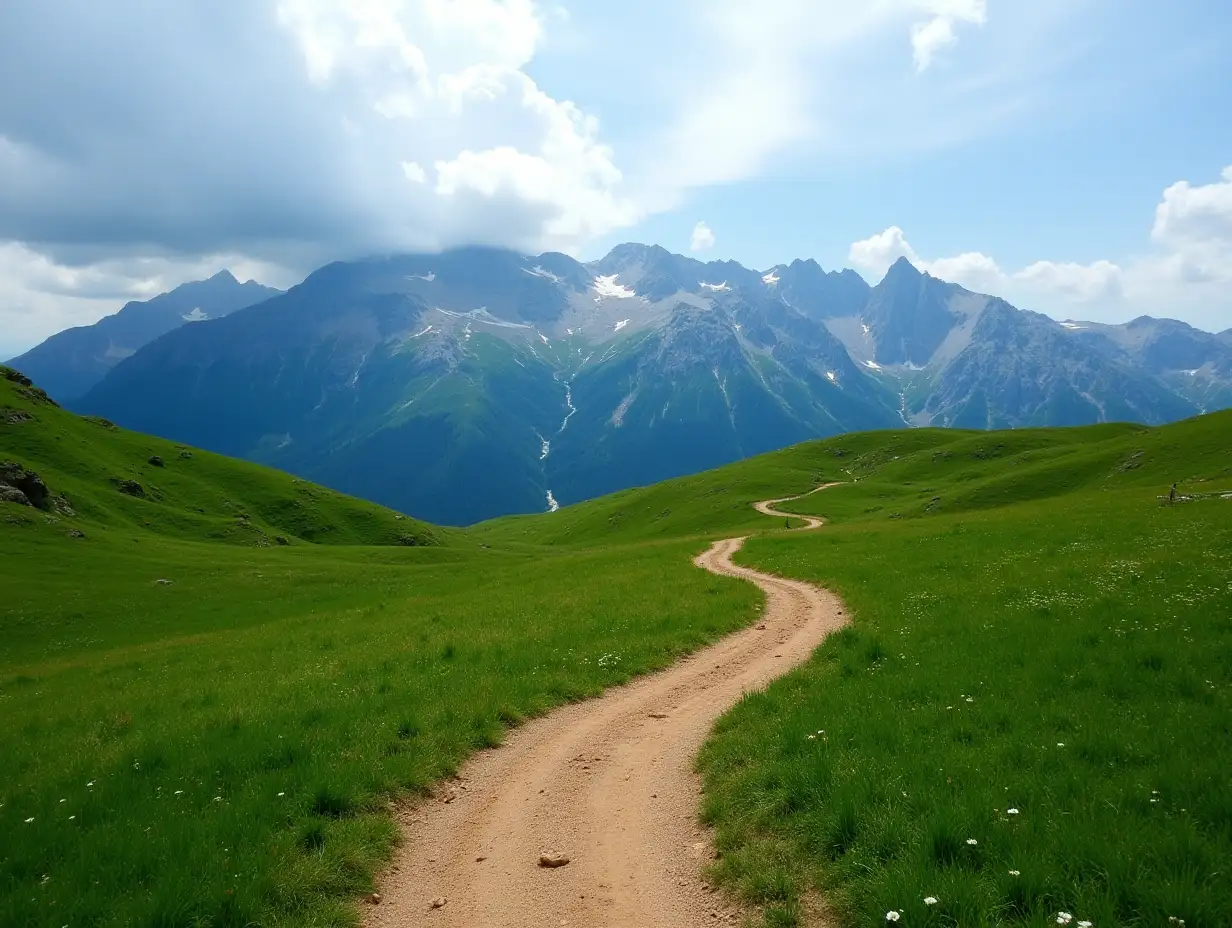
[0,368,442,547]
[697,436,1232,925]
[476,412,1232,546]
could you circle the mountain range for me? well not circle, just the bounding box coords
[7,271,281,402]
[12,245,1229,525]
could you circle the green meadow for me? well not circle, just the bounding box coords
[3,362,1231,927]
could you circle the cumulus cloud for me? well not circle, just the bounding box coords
[690,221,716,252]
[911,0,988,73]
[0,1,637,266]
[848,226,921,278]
[848,166,1232,331]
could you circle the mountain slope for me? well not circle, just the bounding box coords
[79,248,903,523]
[0,364,439,546]
[73,244,1228,524]
[7,270,280,402]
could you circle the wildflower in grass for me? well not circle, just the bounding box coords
[924,896,939,905]
[1078,922,1093,927]
[966,838,978,845]
[1007,808,1019,815]
[807,734,816,740]
[1057,743,1065,748]
[1008,870,1020,876]
[25,817,34,823]
[278,791,286,797]
[1056,913,1073,925]
[174,790,183,795]
[886,911,901,922]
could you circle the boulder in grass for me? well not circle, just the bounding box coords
[0,462,50,510]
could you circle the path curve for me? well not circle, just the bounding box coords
[368,487,847,928]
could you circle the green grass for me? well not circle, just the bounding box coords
[696,419,1232,927]
[0,368,761,926]
[6,357,1232,927]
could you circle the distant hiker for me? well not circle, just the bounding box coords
[1169,482,1178,504]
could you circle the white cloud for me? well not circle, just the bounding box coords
[847,166,1232,331]
[1015,259,1123,302]
[911,0,988,73]
[848,226,921,278]
[690,221,716,252]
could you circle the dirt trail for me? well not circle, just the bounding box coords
[368,487,847,928]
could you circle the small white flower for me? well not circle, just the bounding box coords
[213,796,222,802]
[24,817,34,823]
[1008,869,1020,876]
[807,734,816,740]
[1056,743,1065,748]
[68,815,75,820]
[1007,808,1019,815]
[924,896,939,905]
[1078,921,1093,927]
[87,781,94,787]
[965,697,974,703]
[277,792,286,797]
[174,790,183,795]
[886,912,901,923]
[966,838,978,845]
[1056,913,1073,925]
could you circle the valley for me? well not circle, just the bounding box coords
[3,363,1229,927]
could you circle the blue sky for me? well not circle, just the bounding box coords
[2,1,1231,358]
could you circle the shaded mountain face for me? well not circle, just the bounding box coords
[1058,316,1232,412]
[760,259,871,320]
[74,245,1227,524]
[7,271,280,402]
[861,257,966,367]
[921,302,1199,428]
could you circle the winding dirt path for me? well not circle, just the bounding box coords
[368,487,847,928]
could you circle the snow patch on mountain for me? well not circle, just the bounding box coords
[762,270,780,285]
[592,275,638,299]
[614,319,631,332]
[524,265,563,284]
[181,308,209,322]
[700,281,731,292]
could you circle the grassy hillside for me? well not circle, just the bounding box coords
[0,365,762,927]
[0,365,440,548]
[6,355,1230,928]
[483,410,1232,927]
[693,415,1232,927]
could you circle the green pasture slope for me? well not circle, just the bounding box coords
[4,355,1231,928]
[0,367,761,927]
[484,412,1232,927]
